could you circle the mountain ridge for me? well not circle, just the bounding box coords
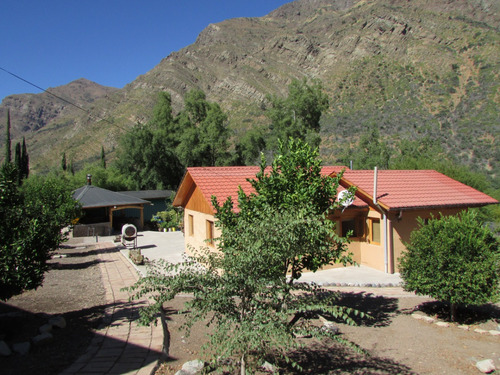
[0,0,498,177]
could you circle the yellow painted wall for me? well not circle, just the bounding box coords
[183,208,221,257]
[389,207,463,272]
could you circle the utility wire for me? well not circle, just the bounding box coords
[0,66,130,132]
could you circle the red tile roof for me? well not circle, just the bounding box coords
[178,166,347,212]
[338,170,498,211]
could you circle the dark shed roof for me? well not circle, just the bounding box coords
[118,190,172,200]
[73,185,150,208]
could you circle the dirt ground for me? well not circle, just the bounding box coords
[0,242,106,375]
[1,242,498,375]
[157,290,500,375]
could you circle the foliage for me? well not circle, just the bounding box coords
[399,210,499,321]
[0,165,81,300]
[266,78,329,151]
[116,120,183,190]
[339,124,390,170]
[4,109,11,164]
[116,90,232,189]
[126,138,360,373]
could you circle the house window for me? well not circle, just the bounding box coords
[188,215,194,236]
[206,220,215,246]
[369,218,381,245]
[341,218,364,238]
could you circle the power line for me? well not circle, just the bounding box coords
[0,67,130,132]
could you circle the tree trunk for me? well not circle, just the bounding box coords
[241,353,246,375]
[450,302,458,322]
[159,305,171,357]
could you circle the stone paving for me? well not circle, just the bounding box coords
[60,242,163,375]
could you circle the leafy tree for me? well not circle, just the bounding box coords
[176,90,230,167]
[127,138,360,373]
[399,210,499,321]
[266,78,329,151]
[0,166,81,300]
[233,128,266,165]
[116,122,183,190]
[340,124,390,170]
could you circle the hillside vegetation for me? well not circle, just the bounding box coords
[0,0,498,181]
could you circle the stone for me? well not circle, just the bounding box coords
[489,330,500,336]
[12,342,30,355]
[411,313,425,320]
[435,321,450,327]
[39,323,52,334]
[32,332,53,345]
[178,360,204,375]
[474,329,488,334]
[0,340,12,356]
[457,325,470,330]
[49,316,67,329]
[261,361,278,373]
[318,315,340,334]
[422,316,435,323]
[476,359,495,373]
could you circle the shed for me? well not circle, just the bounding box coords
[73,184,150,235]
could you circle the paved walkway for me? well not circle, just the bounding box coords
[60,242,163,375]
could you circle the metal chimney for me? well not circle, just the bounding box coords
[87,174,92,185]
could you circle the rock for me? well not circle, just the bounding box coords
[422,316,435,323]
[411,313,425,320]
[177,360,204,375]
[12,342,30,355]
[435,321,450,327]
[319,315,340,334]
[476,359,495,373]
[39,323,53,334]
[474,328,488,334]
[49,316,66,329]
[32,332,53,345]
[261,361,278,373]
[489,330,500,336]
[457,325,470,330]
[0,340,12,356]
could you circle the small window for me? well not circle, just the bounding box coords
[188,215,194,236]
[369,218,381,245]
[206,220,215,246]
[341,218,365,239]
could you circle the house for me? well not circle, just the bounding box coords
[73,178,151,236]
[331,169,498,273]
[172,166,498,274]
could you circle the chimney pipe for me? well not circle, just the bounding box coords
[87,174,92,185]
[373,167,378,205]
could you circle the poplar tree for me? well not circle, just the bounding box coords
[21,137,29,179]
[4,109,12,164]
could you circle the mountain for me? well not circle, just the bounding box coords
[0,0,498,177]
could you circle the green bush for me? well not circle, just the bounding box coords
[399,210,499,321]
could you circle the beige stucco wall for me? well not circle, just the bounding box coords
[183,208,221,257]
[389,207,464,272]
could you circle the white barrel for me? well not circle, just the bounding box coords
[122,224,137,240]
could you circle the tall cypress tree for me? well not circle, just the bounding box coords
[21,137,29,179]
[101,146,106,169]
[4,109,12,164]
[14,142,21,185]
[61,152,67,171]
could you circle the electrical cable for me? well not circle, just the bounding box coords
[0,66,130,132]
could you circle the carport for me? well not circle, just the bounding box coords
[73,182,150,233]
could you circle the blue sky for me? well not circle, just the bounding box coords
[0,0,291,101]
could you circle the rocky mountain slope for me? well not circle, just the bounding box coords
[0,0,498,177]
